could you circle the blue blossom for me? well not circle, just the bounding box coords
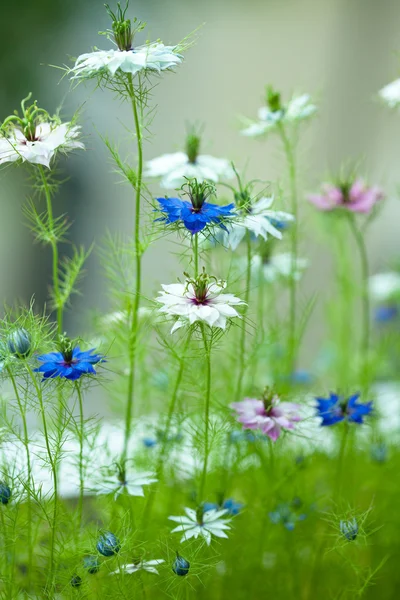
[374,305,398,322]
[155,179,235,234]
[83,556,100,574]
[269,501,307,530]
[142,437,158,448]
[172,553,190,577]
[34,346,104,381]
[0,482,11,505]
[7,328,31,358]
[203,498,243,516]
[315,393,372,426]
[96,531,121,556]
[340,518,358,541]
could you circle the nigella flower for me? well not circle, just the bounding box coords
[169,507,231,545]
[374,304,399,323]
[231,389,302,442]
[241,86,316,138]
[172,553,190,576]
[252,253,308,283]
[97,531,121,556]
[69,5,182,81]
[83,556,100,574]
[370,442,387,463]
[156,270,245,333]
[110,559,165,576]
[220,196,294,251]
[315,393,372,426]
[7,328,31,358]
[145,130,234,189]
[155,179,235,235]
[308,179,384,214]
[269,501,307,531]
[203,498,243,516]
[34,336,104,381]
[96,464,157,499]
[340,518,358,541]
[0,95,83,169]
[0,482,11,505]
[379,79,400,108]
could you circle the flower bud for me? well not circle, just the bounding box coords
[7,328,31,358]
[96,531,121,556]
[70,575,82,588]
[83,555,100,574]
[340,518,358,541]
[172,553,190,577]
[0,482,11,505]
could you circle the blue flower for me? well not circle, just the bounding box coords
[142,437,158,448]
[155,179,235,235]
[96,531,121,557]
[172,553,190,577]
[83,555,100,574]
[315,393,372,426]
[269,500,307,530]
[340,518,358,541]
[34,346,104,381]
[0,482,11,505]
[203,498,243,516]
[8,328,31,358]
[374,304,398,323]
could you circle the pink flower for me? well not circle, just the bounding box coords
[308,180,384,214]
[230,396,302,442]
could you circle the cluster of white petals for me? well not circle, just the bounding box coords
[95,469,157,500]
[378,79,400,108]
[241,94,316,137]
[110,559,165,576]
[0,123,83,168]
[169,507,231,545]
[156,281,245,333]
[219,196,294,251]
[70,43,182,79]
[145,152,234,189]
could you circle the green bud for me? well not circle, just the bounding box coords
[186,132,201,164]
[182,178,215,211]
[266,85,282,113]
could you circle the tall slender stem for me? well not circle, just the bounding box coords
[234,232,252,402]
[75,383,85,528]
[38,165,62,334]
[193,234,199,277]
[7,368,33,579]
[198,325,212,502]
[122,74,144,464]
[25,363,58,591]
[278,124,298,375]
[347,216,370,380]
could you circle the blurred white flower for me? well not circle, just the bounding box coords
[242,94,316,138]
[0,123,83,168]
[253,253,308,282]
[145,152,234,189]
[96,469,157,500]
[169,507,231,545]
[378,79,400,108]
[369,272,400,302]
[156,278,245,333]
[220,197,294,250]
[70,43,182,79]
[110,559,165,576]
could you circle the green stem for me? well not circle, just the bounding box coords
[278,124,298,375]
[75,383,85,528]
[122,74,144,465]
[38,165,62,334]
[347,216,370,382]
[193,234,199,277]
[6,368,33,580]
[25,363,58,591]
[198,325,212,502]
[335,422,349,496]
[234,232,252,402]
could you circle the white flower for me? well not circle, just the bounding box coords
[144,151,234,189]
[241,94,316,137]
[110,559,165,576]
[169,507,231,545]
[96,469,157,500]
[219,196,294,250]
[70,43,182,79]
[369,272,400,303]
[378,79,400,108]
[0,122,83,168]
[253,253,308,282]
[156,280,245,333]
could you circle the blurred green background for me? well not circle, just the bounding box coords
[1,0,400,359]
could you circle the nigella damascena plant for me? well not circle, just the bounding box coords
[0,94,83,169]
[231,388,302,442]
[169,506,231,545]
[110,558,165,576]
[315,393,372,426]
[340,518,358,541]
[155,179,236,235]
[156,270,245,333]
[203,498,244,516]
[34,335,104,381]
[145,129,234,189]
[68,2,183,83]
[7,328,32,359]
[308,177,384,214]
[0,482,11,505]
[172,552,190,577]
[96,531,121,557]
[241,85,316,138]
[95,463,157,499]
